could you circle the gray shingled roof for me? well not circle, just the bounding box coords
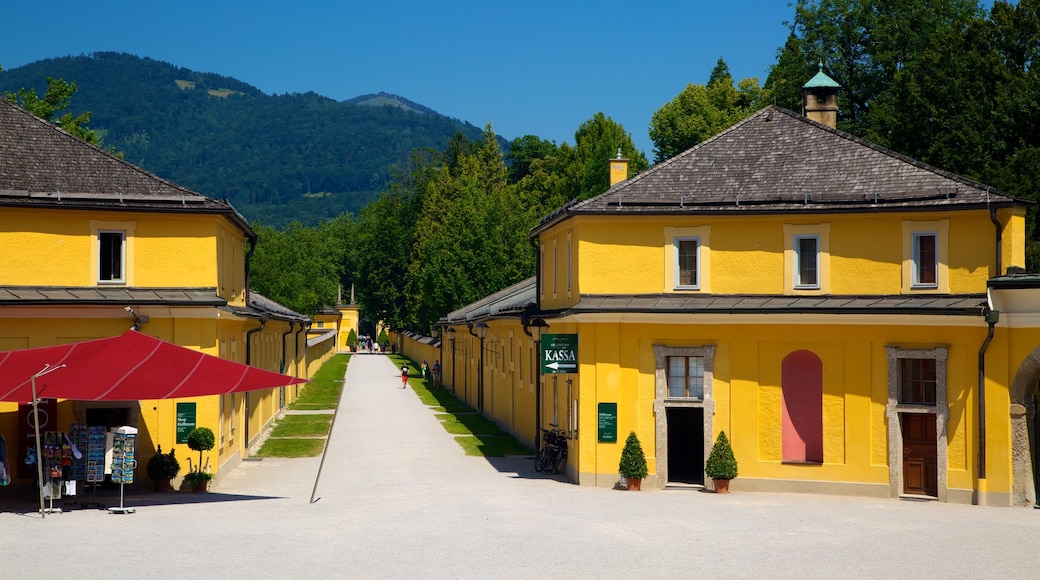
[0,286,225,306]
[534,106,1025,234]
[440,276,536,325]
[222,292,310,323]
[565,293,987,316]
[0,99,253,237]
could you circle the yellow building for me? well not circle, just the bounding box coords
[0,98,308,487]
[441,75,1040,506]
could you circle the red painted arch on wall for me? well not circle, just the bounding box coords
[781,350,824,463]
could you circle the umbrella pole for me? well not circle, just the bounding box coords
[309,372,348,504]
[31,375,45,519]
[30,364,66,519]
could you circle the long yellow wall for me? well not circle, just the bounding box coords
[568,319,1004,495]
[538,208,1022,310]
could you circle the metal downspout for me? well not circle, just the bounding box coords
[528,235,542,454]
[294,322,307,395]
[978,307,999,480]
[244,234,258,298]
[990,207,1002,277]
[244,315,268,448]
[280,322,295,374]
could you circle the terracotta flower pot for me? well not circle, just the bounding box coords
[712,478,730,494]
[625,477,642,491]
[153,478,171,493]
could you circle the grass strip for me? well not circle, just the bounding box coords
[392,354,533,458]
[255,438,326,458]
[269,414,333,438]
[289,353,349,410]
[454,434,533,457]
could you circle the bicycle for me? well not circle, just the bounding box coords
[534,424,568,474]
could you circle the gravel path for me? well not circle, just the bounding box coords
[2,353,1037,579]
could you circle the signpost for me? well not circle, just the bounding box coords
[540,334,577,375]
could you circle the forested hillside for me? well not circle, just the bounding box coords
[0,52,490,226]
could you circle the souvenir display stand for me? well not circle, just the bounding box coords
[108,426,137,514]
[40,431,65,515]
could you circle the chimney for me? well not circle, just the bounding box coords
[609,148,629,186]
[802,63,840,129]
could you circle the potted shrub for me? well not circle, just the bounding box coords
[346,328,359,352]
[186,427,216,492]
[145,445,180,492]
[705,430,738,493]
[183,470,213,492]
[618,431,649,491]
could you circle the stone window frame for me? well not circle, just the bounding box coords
[885,346,949,501]
[653,344,716,487]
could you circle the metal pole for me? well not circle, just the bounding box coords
[31,375,45,519]
[30,364,65,519]
[310,360,349,504]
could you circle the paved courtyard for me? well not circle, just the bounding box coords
[1,353,1037,579]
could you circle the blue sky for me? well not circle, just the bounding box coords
[1,0,795,157]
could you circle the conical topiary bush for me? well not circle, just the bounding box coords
[619,431,648,489]
[705,430,738,486]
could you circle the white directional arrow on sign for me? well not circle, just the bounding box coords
[546,362,577,371]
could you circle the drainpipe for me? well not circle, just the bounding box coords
[244,314,268,447]
[989,207,1002,277]
[528,235,542,454]
[294,322,307,395]
[280,321,295,374]
[978,306,999,480]
[244,234,258,298]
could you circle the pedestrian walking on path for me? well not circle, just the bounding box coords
[400,362,409,388]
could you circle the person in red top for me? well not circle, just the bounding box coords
[401,363,409,388]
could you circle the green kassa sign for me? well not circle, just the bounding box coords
[540,333,577,374]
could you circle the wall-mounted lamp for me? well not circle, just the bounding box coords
[523,317,549,341]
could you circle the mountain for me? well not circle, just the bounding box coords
[0,52,491,226]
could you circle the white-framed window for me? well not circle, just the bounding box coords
[783,224,829,294]
[667,355,704,399]
[674,237,700,289]
[794,235,819,289]
[912,232,938,288]
[98,230,126,284]
[902,220,948,293]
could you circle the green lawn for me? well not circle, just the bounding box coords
[258,354,347,457]
[394,355,533,458]
[289,354,349,410]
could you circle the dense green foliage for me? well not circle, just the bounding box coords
[1,64,103,147]
[705,431,739,480]
[649,59,766,162]
[0,52,490,226]
[762,0,1040,264]
[249,215,352,314]
[619,431,649,479]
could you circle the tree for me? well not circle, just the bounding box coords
[573,112,649,199]
[2,65,102,146]
[249,214,352,315]
[649,60,765,162]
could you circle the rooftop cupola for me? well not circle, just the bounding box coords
[802,63,841,128]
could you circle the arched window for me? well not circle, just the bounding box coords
[781,350,823,463]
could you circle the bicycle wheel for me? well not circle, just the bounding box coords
[550,449,564,474]
[538,449,554,473]
[534,448,546,472]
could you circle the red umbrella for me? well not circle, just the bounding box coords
[0,329,307,403]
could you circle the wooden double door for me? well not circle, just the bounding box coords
[902,414,938,497]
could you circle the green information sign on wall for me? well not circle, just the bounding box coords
[598,402,617,443]
[540,333,578,374]
[176,402,197,444]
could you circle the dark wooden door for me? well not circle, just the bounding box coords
[666,407,704,485]
[902,414,938,496]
